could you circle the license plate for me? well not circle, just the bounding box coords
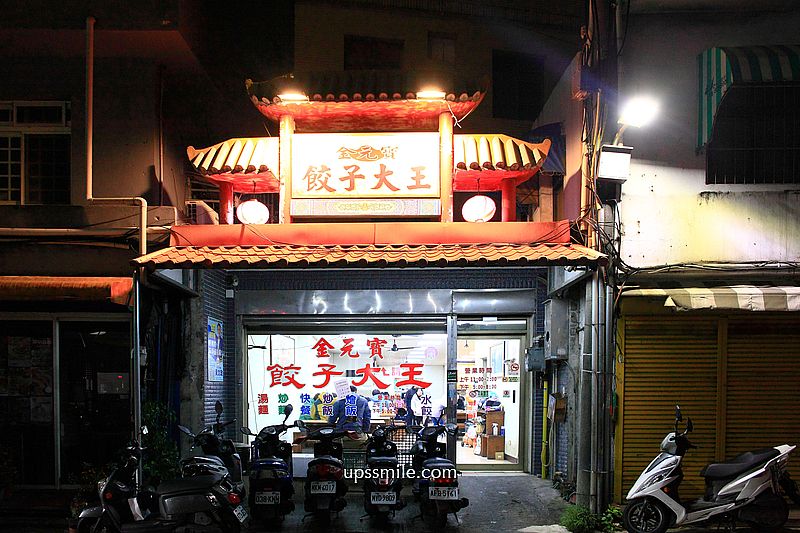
[233,504,248,523]
[429,486,459,500]
[310,481,336,494]
[255,491,280,505]
[370,491,397,505]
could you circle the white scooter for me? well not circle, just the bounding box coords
[623,405,800,533]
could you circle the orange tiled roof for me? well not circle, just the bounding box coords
[186,134,549,192]
[246,71,486,132]
[134,243,605,270]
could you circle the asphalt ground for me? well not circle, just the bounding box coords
[1,474,798,532]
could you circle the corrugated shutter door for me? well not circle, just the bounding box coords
[621,318,719,499]
[726,315,800,480]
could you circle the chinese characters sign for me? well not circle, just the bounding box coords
[292,133,440,199]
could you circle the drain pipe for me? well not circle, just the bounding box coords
[86,16,147,455]
[590,270,600,513]
[85,16,148,257]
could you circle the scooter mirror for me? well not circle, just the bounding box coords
[240,427,254,436]
[215,400,224,415]
[686,418,694,432]
[674,405,683,421]
[284,404,294,419]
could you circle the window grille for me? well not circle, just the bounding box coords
[707,85,800,184]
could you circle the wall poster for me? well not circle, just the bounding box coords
[207,318,224,382]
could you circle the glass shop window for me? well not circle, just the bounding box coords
[0,320,56,485]
[246,332,448,438]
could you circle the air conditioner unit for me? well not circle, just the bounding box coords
[544,298,569,360]
[185,200,219,225]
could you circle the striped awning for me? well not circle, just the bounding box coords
[698,45,800,147]
[621,285,800,312]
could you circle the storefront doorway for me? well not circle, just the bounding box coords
[0,315,131,487]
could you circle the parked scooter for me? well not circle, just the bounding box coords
[410,422,469,526]
[623,405,800,533]
[302,426,352,525]
[77,427,247,532]
[178,401,245,500]
[239,404,299,528]
[362,424,406,522]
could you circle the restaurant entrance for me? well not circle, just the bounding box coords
[242,311,531,471]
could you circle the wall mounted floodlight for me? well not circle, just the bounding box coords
[614,95,660,144]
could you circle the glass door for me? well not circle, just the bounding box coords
[455,318,527,469]
[58,320,131,484]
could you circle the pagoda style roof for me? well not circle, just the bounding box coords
[187,134,550,193]
[246,70,487,132]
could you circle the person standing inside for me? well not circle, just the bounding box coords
[410,387,426,426]
[403,386,418,426]
[329,385,370,447]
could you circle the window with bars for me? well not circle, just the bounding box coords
[0,101,71,204]
[707,85,800,184]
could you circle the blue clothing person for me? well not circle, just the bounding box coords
[329,392,371,432]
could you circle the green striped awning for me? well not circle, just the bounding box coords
[621,285,800,312]
[698,45,800,148]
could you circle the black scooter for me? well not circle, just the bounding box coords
[411,423,469,526]
[302,426,352,525]
[240,404,298,529]
[77,427,247,532]
[362,424,406,523]
[178,401,245,500]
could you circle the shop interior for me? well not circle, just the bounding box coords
[246,328,523,469]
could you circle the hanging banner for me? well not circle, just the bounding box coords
[207,318,224,382]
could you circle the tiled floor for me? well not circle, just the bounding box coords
[456,440,517,467]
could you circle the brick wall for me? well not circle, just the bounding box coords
[201,269,238,439]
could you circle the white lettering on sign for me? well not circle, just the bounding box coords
[292,133,440,199]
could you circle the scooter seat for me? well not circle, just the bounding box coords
[158,473,225,495]
[252,457,289,469]
[422,458,454,470]
[182,454,225,466]
[700,447,779,480]
[366,457,398,469]
[308,456,344,469]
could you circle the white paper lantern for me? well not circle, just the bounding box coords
[236,199,270,224]
[462,195,496,223]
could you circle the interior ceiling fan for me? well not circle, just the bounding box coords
[390,335,420,352]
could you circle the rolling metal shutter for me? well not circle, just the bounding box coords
[617,313,800,502]
[726,316,800,479]
[617,317,719,501]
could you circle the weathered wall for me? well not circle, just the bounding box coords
[617,8,800,267]
[293,2,576,138]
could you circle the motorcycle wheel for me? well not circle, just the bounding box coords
[740,491,789,533]
[433,511,448,527]
[623,498,671,533]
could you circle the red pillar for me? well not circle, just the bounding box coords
[219,182,234,224]
[501,179,516,222]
